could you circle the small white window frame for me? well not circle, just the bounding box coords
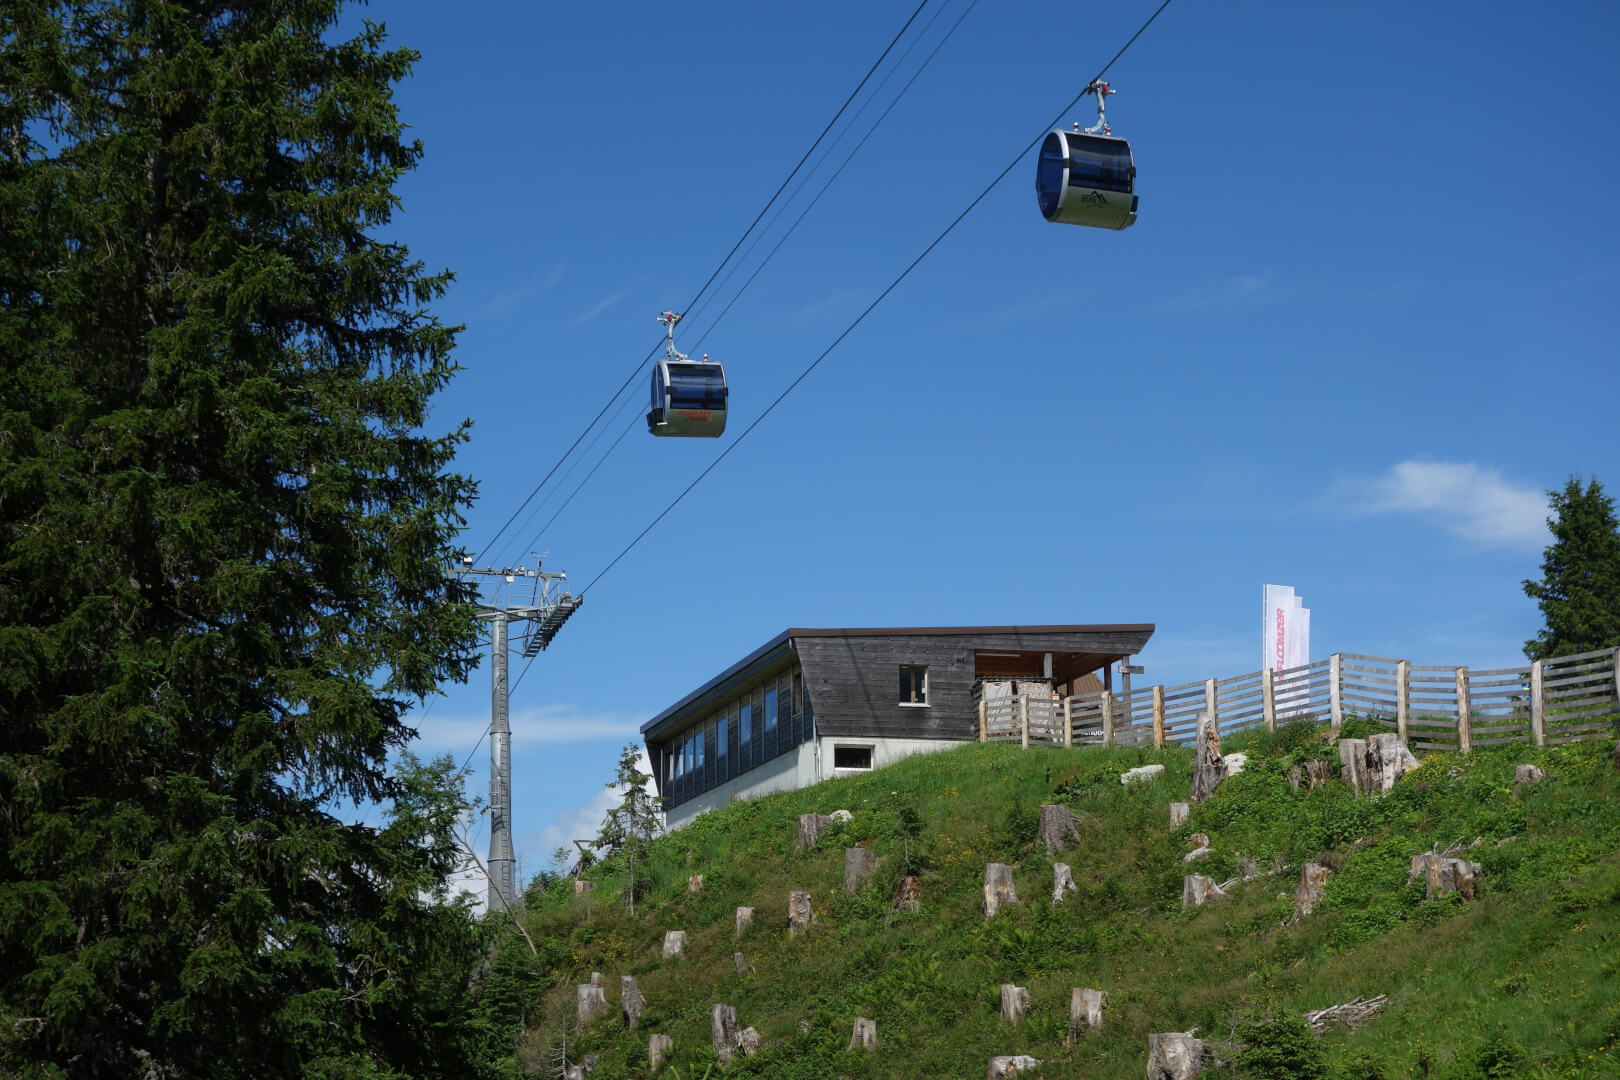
[898,664,930,707]
[831,743,876,772]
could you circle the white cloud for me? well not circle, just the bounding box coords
[530,747,656,873]
[411,702,646,750]
[1335,461,1548,546]
[572,288,633,326]
[1158,272,1272,311]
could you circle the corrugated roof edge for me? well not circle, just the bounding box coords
[638,624,1157,739]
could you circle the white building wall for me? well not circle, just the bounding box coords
[663,735,965,829]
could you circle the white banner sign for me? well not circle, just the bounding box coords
[1261,584,1311,674]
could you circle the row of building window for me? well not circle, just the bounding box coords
[668,668,803,782]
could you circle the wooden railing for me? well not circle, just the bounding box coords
[978,647,1620,753]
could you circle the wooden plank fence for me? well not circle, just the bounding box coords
[978,647,1620,753]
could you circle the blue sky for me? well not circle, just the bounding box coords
[365,0,1620,876]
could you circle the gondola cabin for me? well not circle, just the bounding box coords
[648,358,728,438]
[1036,128,1137,230]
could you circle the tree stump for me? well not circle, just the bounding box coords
[1169,801,1190,826]
[589,971,603,985]
[1338,739,1369,794]
[1410,851,1481,900]
[1052,862,1078,904]
[849,1017,878,1051]
[1122,764,1165,786]
[736,1027,762,1057]
[1182,874,1225,908]
[983,863,1019,918]
[576,983,610,1026]
[1146,1031,1211,1079]
[687,873,703,893]
[648,1033,673,1072]
[788,890,813,933]
[564,1066,583,1080]
[986,1055,1041,1078]
[662,930,686,960]
[1515,764,1546,786]
[1365,733,1420,792]
[710,1004,740,1065]
[735,906,755,934]
[1188,832,1210,849]
[895,875,922,913]
[620,976,645,1029]
[1037,804,1084,857]
[796,812,833,852]
[574,878,595,895]
[1294,862,1331,918]
[580,1053,597,1075]
[999,984,1029,1023]
[1067,987,1105,1045]
[844,847,878,893]
[733,950,748,974]
[1223,752,1249,776]
[1189,712,1225,803]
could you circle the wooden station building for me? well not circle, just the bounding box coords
[641,624,1154,828]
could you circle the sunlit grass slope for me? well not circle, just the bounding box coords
[517,724,1620,1079]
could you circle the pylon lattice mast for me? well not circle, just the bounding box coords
[450,557,582,911]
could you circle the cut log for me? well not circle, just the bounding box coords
[662,930,685,960]
[1122,764,1166,786]
[648,1033,673,1072]
[895,875,922,913]
[1052,862,1078,904]
[1304,994,1389,1033]
[564,1066,583,1080]
[1307,759,1332,788]
[849,1017,878,1051]
[844,847,879,893]
[736,1027,762,1057]
[1146,1030,1210,1079]
[580,1053,597,1075]
[788,890,813,933]
[710,1004,739,1066]
[687,873,703,893]
[735,906,754,934]
[733,950,748,974]
[1515,764,1546,786]
[999,984,1029,1023]
[829,808,853,823]
[796,812,833,852]
[1067,987,1105,1045]
[1169,801,1190,826]
[983,862,1020,918]
[1409,851,1481,900]
[577,983,610,1026]
[1189,712,1225,803]
[1037,804,1085,857]
[1182,874,1225,908]
[1338,739,1369,794]
[1294,861,1331,918]
[1364,734,1420,792]
[987,1055,1042,1078]
[1181,846,1211,863]
[1223,752,1249,777]
[620,976,645,1029]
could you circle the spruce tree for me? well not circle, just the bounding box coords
[596,745,661,914]
[0,3,491,1076]
[1523,476,1620,660]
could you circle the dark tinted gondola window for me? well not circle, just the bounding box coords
[1036,132,1066,217]
[1065,137,1133,193]
[668,365,727,411]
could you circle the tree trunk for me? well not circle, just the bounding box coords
[986,1055,1042,1078]
[796,812,833,851]
[576,983,609,1026]
[849,1017,878,1050]
[1067,987,1105,1045]
[1052,863,1078,904]
[1189,712,1225,803]
[983,863,1019,918]
[662,930,685,960]
[895,875,922,913]
[844,847,878,893]
[788,890,813,933]
[1294,861,1331,918]
[735,906,754,934]
[1338,738,1368,794]
[999,984,1029,1023]
[1182,874,1225,908]
[710,1004,739,1065]
[620,976,644,1029]
[1169,801,1189,826]
[1515,764,1546,785]
[1037,804,1084,857]
[1410,851,1481,900]
[1365,733,1419,792]
[1146,1031,1210,1079]
[648,1034,673,1072]
[733,950,748,974]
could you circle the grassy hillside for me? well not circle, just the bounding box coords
[513,723,1620,1079]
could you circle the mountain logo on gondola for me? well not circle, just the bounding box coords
[1076,189,1108,206]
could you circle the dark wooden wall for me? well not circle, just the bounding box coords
[796,630,1152,741]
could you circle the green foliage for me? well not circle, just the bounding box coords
[1523,475,1620,659]
[1235,1007,1331,1080]
[0,2,494,1076]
